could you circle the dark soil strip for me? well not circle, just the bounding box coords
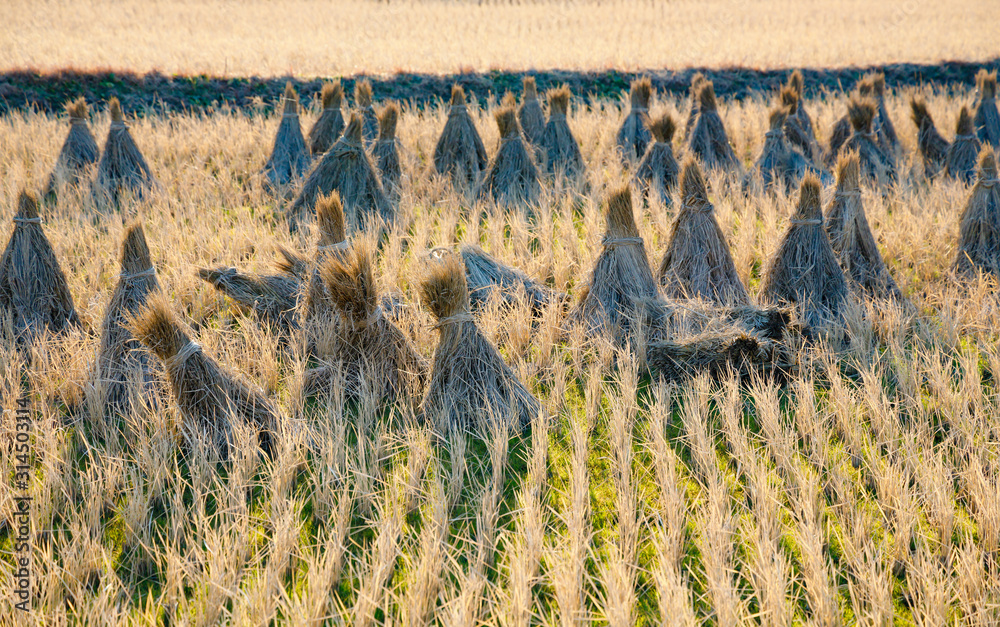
[2,59,998,117]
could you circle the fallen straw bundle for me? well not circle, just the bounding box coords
[842,97,896,187]
[779,85,822,163]
[683,72,707,141]
[477,105,541,209]
[355,79,379,148]
[456,244,566,315]
[633,113,680,207]
[945,106,983,184]
[288,113,392,233]
[372,102,402,196]
[94,222,162,417]
[262,82,312,190]
[687,80,739,171]
[747,106,815,194]
[93,97,159,208]
[761,175,852,328]
[974,69,1000,146]
[646,330,785,384]
[569,186,658,339]
[420,251,540,433]
[824,151,905,302]
[518,77,546,147]
[659,159,748,305]
[953,147,1000,279]
[0,190,81,347]
[433,85,489,190]
[910,97,949,179]
[44,97,100,198]
[130,295,279,459]
[616,77,653,162]
[198,266,300,333]
[302,239,427,404]
[307,81,345,156]
[540,86,585,179]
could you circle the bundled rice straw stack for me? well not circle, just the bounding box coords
[355,79,379,148]
[0,190,81,348]
[945,106,982,184]
[434,85,488,190]
[302,239,426,404]
[93,97,159,208]
[868,73,900,155]
[633,113,679,207]
[94,223,163,417]
[279,192,349,323]
[683,73,707,141]
[687,80,739,171]
[824,151,905,302]
[44,97,99,198]
[747,106,817,194]
[540,86,585,179]
[307,80,345,156]
[262,82,311,190]
[372,102,402,196]
[953,148,1000,279]
[477,104,541,210]
[658,159,749,306]
[974,70,1000,146]
[842,97,896,187]
[198,266,301,333]
[910,97,949,179]
[420,250,540,433]
[616,77,653,163]
[455,244,566,315]
[518,77,545,147]
[829,74,897,162]
[761,175,852,329]
[779,86,822,164]
[288,113,392,233]
[569,186,658,340]
[130,296,279,459]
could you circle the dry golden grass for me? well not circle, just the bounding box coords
[3,84,1000,624]
[2,0,998,76]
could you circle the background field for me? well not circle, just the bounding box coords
[3,0,1000,77]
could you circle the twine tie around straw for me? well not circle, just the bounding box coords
[121,267,156,280]
[955,134,977,141]
[318,241,350,254]
[790,218,823,226]
[13,216,42,225]
[682,201,714,214]
[602,237,644,248]
[765,129,784,138]
[165,341,201,370]
[433,312,474,329]
[980,178,999,188]
[283,113,298,118]
[347,306,384,331]
[835,190,862,198]
[110,122,127,130]
[631,106,648,113]
[449,105,468,115]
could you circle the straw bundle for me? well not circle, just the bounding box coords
[372,102,402,196]
[288,113,392,233]
[761,175,852,328]
[683,73,707,142]
[197,266,300,333]
[307,80,345,156]
[633,113,679,207]
[569,186,658,339]
[910,97,949,179]
[824,152,905,302]
[434,85,489,190]
[616,77,653,162]
[456,244,566,315]
[827,76,880,162]
[130,296,279,459]
[94,223,162,417]
[748,106,815,194]
[647,330,785,384]
[869,74,900,155]
[0,191,81,347]
[842,97,896,187]
[518,77,545,147]
[953,148,1000,279]
[420,251,540,433]
[44,97,99,197]
[945,106,983,184]
[974,70,1000,146]
[540,86,585,178]
[477,105,541,209]
[262,82,311,190]
[687,81,739,171]
[355,79,379,148]
[779,85,822,163]
[303,239,427,404]
[785,71,817,143]
[93,97,159,208]
[659,159,749,305]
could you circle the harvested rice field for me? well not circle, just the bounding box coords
[3,6,1000,626]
